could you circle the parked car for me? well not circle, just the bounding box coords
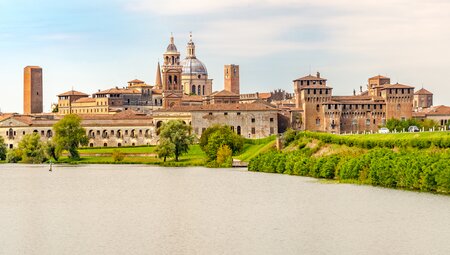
[408,126,420,132]
[378,127,390,134]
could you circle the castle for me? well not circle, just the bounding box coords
[1,34,450,149]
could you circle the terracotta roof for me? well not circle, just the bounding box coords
[210,90,240,97]
[152,89,162,95]
[94,88,140,95]
[414,88,433,95]
[258,93,272,99]
[420,105,450,116]
[293,74,327,82]
[182,95,203,102]
[57,90,89,97]
[128,79,144,83]
[0,113,14,122]
[156,102,278,112]
[369,75,389,79]
[74,97,96,103]
[383,83,414,89]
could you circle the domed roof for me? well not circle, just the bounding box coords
[166,43,178,53]
[181,57,208,75]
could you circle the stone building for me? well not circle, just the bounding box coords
[23,66,43,114]
[293,73,415,133]
[413,88,433,110]
[154,102,279,138]
[413,105,450,128]
[0,110,156,149]
[180,33,213,96]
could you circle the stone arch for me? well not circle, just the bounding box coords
[156,121,163,129]
[46,130,53,138]
[116,130,122,138]
[89,143,94,147]
[102,130,108,138]
[103,143,107,147]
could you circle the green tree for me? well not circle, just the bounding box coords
[158,120,194,161]
[200,125,244,161]
[216,144,233,167]
[155,139,175,162]
[53,114,88,160]
[0,136,6,160]
[45,140,61,161]
[6,148,22,163]
[18,133,46,163]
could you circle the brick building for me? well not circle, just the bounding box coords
[293,73,415,133]
[23,66,43,114]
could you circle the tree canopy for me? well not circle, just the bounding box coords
[157,120,194,161]
[53,114,88,160]
[200,125,244,161]
[0,136,7,160]
[18,133,46,163]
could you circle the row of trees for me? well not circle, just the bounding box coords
[283,130,450,149]
[386,118,440,132]
[248,147,450,194]
[1,114,88,163]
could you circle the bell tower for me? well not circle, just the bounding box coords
[162,34,183,108]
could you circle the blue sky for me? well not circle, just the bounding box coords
[1,0,450,113]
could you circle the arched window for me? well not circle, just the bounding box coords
[198,85,201,95]
[316,118,320,126]
[192,85,196,94]
[237,126,241,135]
[316,104,320,112]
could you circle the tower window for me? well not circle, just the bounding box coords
[251,118,255,123]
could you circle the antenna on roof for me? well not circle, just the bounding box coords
[309,64,311,75]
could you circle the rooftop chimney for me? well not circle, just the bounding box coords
[317,72,320,78]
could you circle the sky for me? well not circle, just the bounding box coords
[1,0,450,113]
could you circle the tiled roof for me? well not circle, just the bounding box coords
[94,88,140,95]
[74,97,96,103]
[258,93,272,99]
[293,74,327,82]
[369,75,389,79]
[420,105,450,115]
[152,89,162,95]
[383,83,414,89]
[57,90,89,97]
[182,95,203,102]
[210,90,240,97]
[414,88,433,95]
[128,79,144,83]
[156,102,278,112]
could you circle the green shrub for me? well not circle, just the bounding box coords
[6,148,22,163]
[112,149,125,162]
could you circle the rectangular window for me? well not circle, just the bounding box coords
[209,112,213,115]
[270,118,274,122]
[237,112,241,115]
[251,118,255,123]
[251,127,256,134]
[224,112,228,115]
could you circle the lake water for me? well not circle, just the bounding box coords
[0,164,449,255]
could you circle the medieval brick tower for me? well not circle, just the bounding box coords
[162,35,183,108]
[23,66,43,114]
[224,64,239,94]
[293,72,332,131]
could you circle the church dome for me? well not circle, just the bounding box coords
[166,43,178,53]
[181,57,208,75]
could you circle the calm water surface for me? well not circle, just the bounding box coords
[0,164,449,255]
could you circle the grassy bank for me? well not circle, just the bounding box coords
[249,131,450,194]
[54,137,276,166]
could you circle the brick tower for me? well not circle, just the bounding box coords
[162,34,183,108]
[224,64,239,94]
[23,66,43,114]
